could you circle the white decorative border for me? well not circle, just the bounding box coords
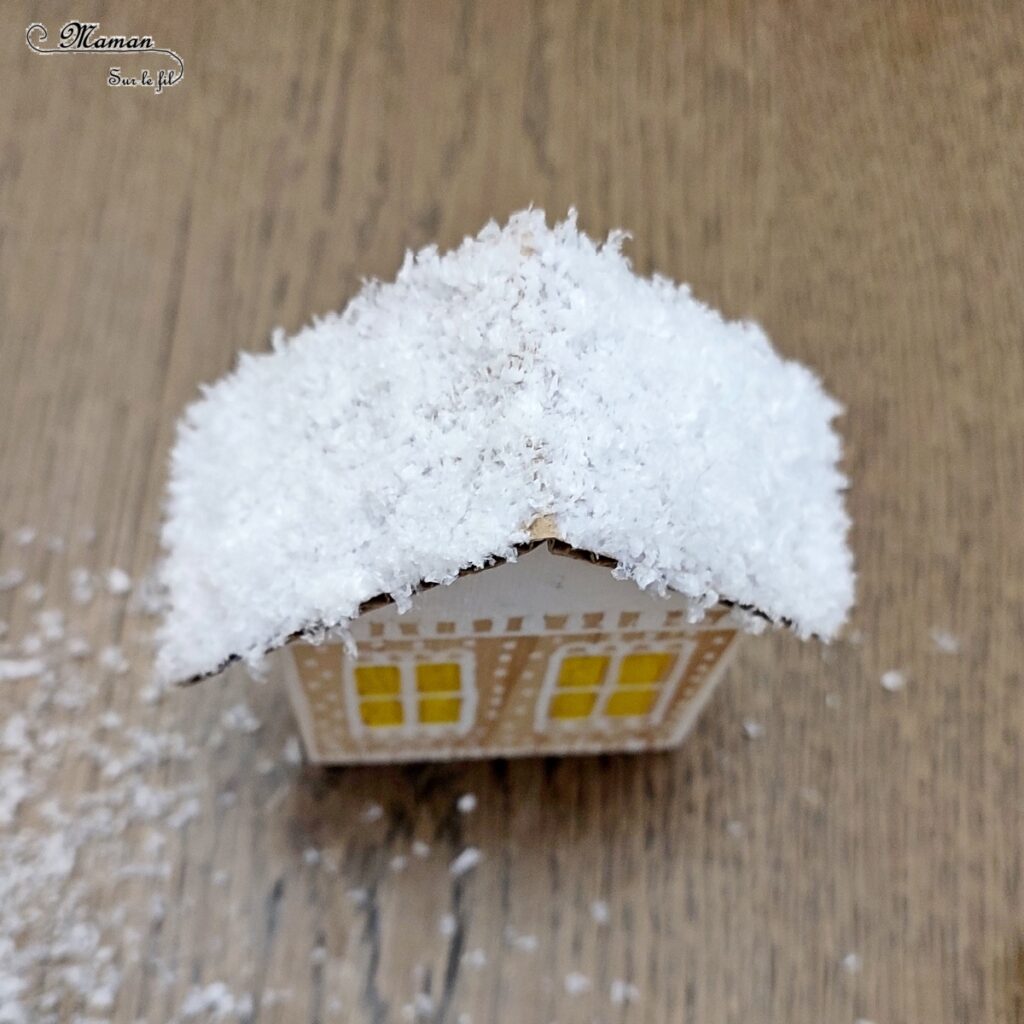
[534,636,696,734]
[666,631,743,745]
[282,646,323,760]
[352,607,728,643]
[341,648,477,742]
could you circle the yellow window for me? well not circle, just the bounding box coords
[416,662,461,693]
[354,665,401,696]
[360,698,404,727]
[618,652,673,686]
[606,688,658,717]
[557,656,608,689]
[418,696,461,724]
[549,691,598,719]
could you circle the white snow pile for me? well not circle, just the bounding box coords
[158,209,854,682]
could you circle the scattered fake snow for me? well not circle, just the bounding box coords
[346,887,369,907]
[564,972,592,995]
[880,670,906,693]
[67,637,91,660]
[282,735,302,763]
[98,645,129,675]
[742,719,765,740]
[504,927,538,952]
[157,209,854,683]
[841,952,862,974]
[360,801,384,823]
[180,982,252,1020]
[70,568,95,606]
[220,702,261,734]
[0,570,25,593]
[610,979,641,1005]
[410,992,434,1017]
[0,533,275,1023]
[456,792,477,814]
[930,627,960,654]
[0,524,920,1021]
[449,847,483,876]
[105,568,133,597]
[0,659,46,682]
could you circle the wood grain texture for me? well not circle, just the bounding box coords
[1,1,1022,1021]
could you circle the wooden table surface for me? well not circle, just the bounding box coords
[1,2,1022,1022]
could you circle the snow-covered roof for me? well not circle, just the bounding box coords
[157,210,854,684]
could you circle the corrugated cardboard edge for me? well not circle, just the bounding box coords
[527,514,560,541]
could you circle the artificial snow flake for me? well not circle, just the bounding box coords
[841,952,862,974]
[449,847,483,877]
[220,702,261,733]
[105,568,133,596]
[98,645,129,675]
[0,570,25,593]
[360,802,384,823]
[930,627,960,654]
[0,659,46,681]
[610,979,640,1005]
[742,719,765,740]
[504,927,538,952]
[564,972,592,995]
[69,568,95,606]
[66,637,91,660]
[880,670,906,693]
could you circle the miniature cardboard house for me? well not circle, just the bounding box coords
[156,210,854,765]
[283,527,744,763]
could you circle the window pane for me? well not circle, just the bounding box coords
[549,691,598,719]
[355,665,401,696]
[419,697,461,724]
[416,662,462,694]
[606,688,658,717]
[557,656,608,689]
[618,653,673,686]
[360,698,404,727]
